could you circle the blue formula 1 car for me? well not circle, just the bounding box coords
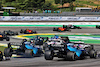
[67,42,97,60]
[44,41,97,61]
[4,40,43,58]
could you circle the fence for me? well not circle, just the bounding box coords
[20,12,100,16]
[0,16,100,21]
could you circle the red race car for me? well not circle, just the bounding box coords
[20,29,37,34]
[53,26,71,32]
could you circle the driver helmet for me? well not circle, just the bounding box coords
[54,35,59,39]
[23,39,27,42]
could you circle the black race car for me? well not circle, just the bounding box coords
[63,25,82,29]
[4,41,43,58]
[20,29,37,34]
[0,33,10,41]
[0,51,3,61]
[3,30,18,36]
[96,25,100,29]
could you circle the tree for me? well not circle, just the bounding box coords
[2,0,45,11]
[23,0,45,10]
[42,1,57,11]
[55,0,75,11]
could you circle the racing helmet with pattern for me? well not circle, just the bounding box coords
[54,35,59,39]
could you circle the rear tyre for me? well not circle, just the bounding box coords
[44,50,53,60]
[25,49,33,58]
[66,52,76,61]
[4,48,12,57]
[90,50,97,58]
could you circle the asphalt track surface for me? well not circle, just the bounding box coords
[0,27,100,33]
[1,27,100,67]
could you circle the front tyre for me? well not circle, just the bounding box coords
[0,52,3,61]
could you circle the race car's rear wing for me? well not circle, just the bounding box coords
[8,42,22,48]
[61,36,70,43]
[72,41,84,44]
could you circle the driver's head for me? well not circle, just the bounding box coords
[54,35,59,39]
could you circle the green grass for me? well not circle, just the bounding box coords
[24,34,100,44]
[77,1,100,6]
[0,46,6,53]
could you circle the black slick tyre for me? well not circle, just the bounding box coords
[44,50,53,60]
[25,49,33,58]
[90,50,97,58]
[0,52,3,61]
[66,52,76,61]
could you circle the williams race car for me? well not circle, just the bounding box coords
[43,35,70,50]
[0,33,10,41]
[4,40,43,58]
[44,36,97,60]
[20,29,37,34]
[3,30,18,36]
[63,25,82,29]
